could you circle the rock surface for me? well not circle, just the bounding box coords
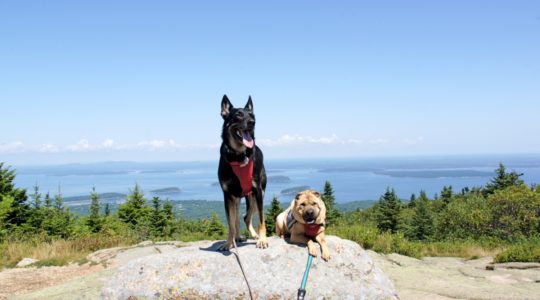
[4,239,540,300]
[15,258,39,268]
[101,236,398,299]
[369,250,540,300]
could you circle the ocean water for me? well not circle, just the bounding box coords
[11,154,540,204]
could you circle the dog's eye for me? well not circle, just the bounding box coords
[300,203,306,207]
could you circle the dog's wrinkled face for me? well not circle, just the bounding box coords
[292,190,326,225]
[221,95,256,153]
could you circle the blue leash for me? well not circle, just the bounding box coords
[297,254,314,300]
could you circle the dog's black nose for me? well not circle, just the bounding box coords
[247,120,255,128]
[306,209,315,218]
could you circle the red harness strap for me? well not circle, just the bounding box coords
[303,223,322,238]
[229,159,254,196]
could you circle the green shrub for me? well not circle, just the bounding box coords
[495,239,540,263]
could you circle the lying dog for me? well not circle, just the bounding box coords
[218,95,268,250]
[276,190,330,261]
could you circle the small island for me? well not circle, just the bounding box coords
[150,187,182,194]
[267,175,292,183]
[281,185,311,196]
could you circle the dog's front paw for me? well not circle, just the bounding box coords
[218,240,233,251]
[308,245,318,257]
[256,238,268,249]
[321,250,331,261]
[235,235,247,243]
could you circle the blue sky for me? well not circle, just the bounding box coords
[1,1,539,164]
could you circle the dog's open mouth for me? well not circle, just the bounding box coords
[303,216,316,224]
[235,129,254,149]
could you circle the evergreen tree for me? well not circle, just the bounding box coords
[54,187,64,210]
[206,212,226,238]
[0,196,14,235]
[31,184,42,209]
[265,195,284,235]
[376,187,401,233]
[0,163,29,227]
[104,203,111,217]
[483,163,524,196]
[28,185,44,230]
[162,201,175,222]
[44,192,52,208]
[321,181,340,226]
[412,192,433,240]
[87,187,102,233]
[161,200,175,237]
[117,183,150,227]
[150,197,167,238]
[408,193,417,208]
[441,186,453,205]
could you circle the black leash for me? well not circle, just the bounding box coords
[231,240,255,300]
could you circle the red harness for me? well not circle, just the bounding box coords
[229,159,254,196]
[303,223,322,238]
[287,211,323,238]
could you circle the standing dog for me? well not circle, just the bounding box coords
[276,190,330,260]
[218,95,268,250]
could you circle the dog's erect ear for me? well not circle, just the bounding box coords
[221,95,233,119]
[245,96,253,112]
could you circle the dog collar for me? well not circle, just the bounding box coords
[223,143,253,161]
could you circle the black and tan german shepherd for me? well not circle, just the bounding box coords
[218,95,268,250]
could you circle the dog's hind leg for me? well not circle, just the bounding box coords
[244,194,259,239]
[219,194,240,251]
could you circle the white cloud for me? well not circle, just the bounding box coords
[402,136,424,145]
[102,138,115,148]
[67,139,92,152]
[0,141,25,153]
[38,143,60,153]
[367,138,389,145]
[1,135,419,156]
[259,134,369,147]
[137,139,197,151]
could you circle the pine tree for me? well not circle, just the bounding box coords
[321,181,340,226]
[44,192,52,208]
[441,186,453,205]
[206,212,226,238]
[118,183,150,227]
[54,187,64,210]
[150,197,167,238]
[376,187,401,233]
[265,195,284,235]
[483,163,524,196]
[0,163,29,227]
[0,196,14,233]
[161,200,175,238]
[412,191,433,240]
[87,187,102,233]
[408,193,417,208]
[28,185,44,230]
[162,201,175,222]
[31,185,42,209]
[104,203,111,217]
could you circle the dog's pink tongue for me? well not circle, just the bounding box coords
[242,131,254,148]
